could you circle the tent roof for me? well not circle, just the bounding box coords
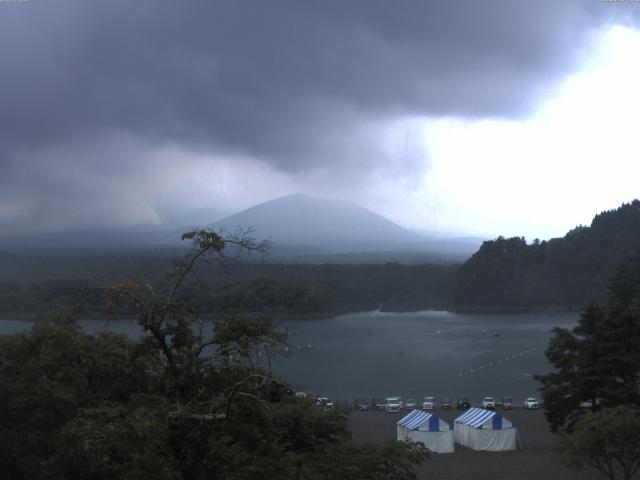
[398,409,441,431]
[455,408,508,429]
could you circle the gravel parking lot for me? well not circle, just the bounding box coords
[348,409,601,480]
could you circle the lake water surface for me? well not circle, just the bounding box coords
[275,310,579,404]
[0,310,579,405]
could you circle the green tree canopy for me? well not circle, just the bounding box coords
[0,229,429,479]
[455,200,640,309]
[559,406,640,480]
[536,253,640,432]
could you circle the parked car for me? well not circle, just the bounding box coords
[523,397,540,409]
[404,398,417,410]
[372,397,387,411]
[482,396,495,409]
[384,397,402,413]
[456,397,471,410]
[440,396,452,409]
[422,396,436,410]
[315,396,334,410]
[353,398,369,411]
[501,396,513,410]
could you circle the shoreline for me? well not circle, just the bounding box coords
[0,305,582,323]
[445,306,582,315]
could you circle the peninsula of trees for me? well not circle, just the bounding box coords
[454,200,640,309]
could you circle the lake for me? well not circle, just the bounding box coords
[0,310,579,404]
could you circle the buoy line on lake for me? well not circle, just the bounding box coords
[456,346,539,377]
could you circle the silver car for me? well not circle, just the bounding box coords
[404,398,417,410]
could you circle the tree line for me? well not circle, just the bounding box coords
[0,262,456,319]
[455,200,640,309]
[536,252,640,480]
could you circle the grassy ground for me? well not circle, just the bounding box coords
[349,409,602,480]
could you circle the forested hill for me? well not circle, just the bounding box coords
[454,200,640,309]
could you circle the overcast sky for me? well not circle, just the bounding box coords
[1,0,639,239]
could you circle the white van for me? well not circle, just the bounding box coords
[422,396,436,410]
[384,397,402,413]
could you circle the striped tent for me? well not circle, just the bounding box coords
[454,408,520,451]
[397,409,454,453]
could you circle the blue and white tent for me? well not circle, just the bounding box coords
[397,409,454,453]
[453,408,520,451]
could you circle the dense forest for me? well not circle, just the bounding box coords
[454,200,640,309]
[0,263,456,319]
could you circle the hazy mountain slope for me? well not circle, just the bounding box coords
[0,208,226,253]
[213,193,422,252]
[0,225,186,252]
[0,193,481,262]
[454,200,640,308]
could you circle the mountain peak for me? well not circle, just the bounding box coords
[277,192,315,201]
[214,194,419,252]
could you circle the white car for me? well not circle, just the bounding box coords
[384,397,402,413]
[482,396,495,409]
[523,397,539,409]
[422,396,436,410]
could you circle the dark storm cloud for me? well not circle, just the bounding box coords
[2,0,634,168]
[0,0,638,232]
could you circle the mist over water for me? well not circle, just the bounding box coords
[0,310,577,405]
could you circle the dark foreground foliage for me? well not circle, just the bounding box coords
[0,229,429,479]
[536,252,640,432]
[0,317,427,480]
[534,252,640,480]
[559,406,640,480]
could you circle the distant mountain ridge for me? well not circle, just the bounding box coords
[454,200,640,308]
